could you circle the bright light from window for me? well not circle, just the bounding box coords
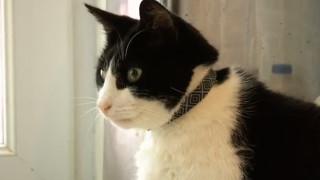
[119,0,161,19]
[0,0,5,146]
[120,0,142,19]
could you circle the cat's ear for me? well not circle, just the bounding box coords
[85,4,138,45]
[139,0,174,31]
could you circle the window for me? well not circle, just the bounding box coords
[0,0,14,154]
[1,0,77,178]
[0,0,5,146]
[121,0,141,19]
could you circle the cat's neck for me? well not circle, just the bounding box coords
[166,65,214,122]
[152,67,242,135]
[139,67,244,179]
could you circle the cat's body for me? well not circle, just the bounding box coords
[136,66,320,180]
[136,67,244,180]
[86,0,320,179]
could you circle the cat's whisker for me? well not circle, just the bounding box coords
[73,102,97,107]
[113,28,125,60]
[113,107,133,113]
[72,96,97,100]
[131,105,160,114]
[87,112,103,134]
[116,39,124,60]
[131,113,144,123]
[80,107,99,118]
[95,111,103,119]
[111,105,169,121]
[132,106,170,120]
[135,107,178,126]
[125,30,145,57]
[95,114,106,134]
[170,87,185,95]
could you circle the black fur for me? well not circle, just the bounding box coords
[215,67,230,85]
[86,1,218,109]
[232,68,320,179]
[86,0,320,179]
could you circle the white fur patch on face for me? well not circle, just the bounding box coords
[97,64,173,130]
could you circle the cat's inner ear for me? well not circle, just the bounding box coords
[139,0,174,31]
[85,4,138,45]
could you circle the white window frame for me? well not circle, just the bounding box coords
[0,0,104,180]
[0,0,15,156]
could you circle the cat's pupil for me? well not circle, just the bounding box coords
[127,68,142,83]
[131,69,138,77]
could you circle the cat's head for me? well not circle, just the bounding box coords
[86,0,218,130]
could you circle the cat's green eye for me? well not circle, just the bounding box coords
[127,68,142,83]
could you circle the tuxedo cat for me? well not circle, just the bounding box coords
[86,0,320,179]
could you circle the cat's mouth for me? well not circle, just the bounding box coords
[106,111,142,124]
[110,118,132,122]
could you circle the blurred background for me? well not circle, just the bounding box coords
[0,0,319,180]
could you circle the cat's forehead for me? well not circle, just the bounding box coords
[124,29,169,52]
[105,29,171,65]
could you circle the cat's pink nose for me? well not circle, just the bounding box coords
[98,103,112,114]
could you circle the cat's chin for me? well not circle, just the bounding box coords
[108,116,150,130]
[111,118,132,123]
[106,118,134,129]
[107,115,171,130]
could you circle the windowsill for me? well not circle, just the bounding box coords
[0,146,15,156]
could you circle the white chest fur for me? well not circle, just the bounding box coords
[135,68,244,180]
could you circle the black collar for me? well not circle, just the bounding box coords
[171,69,217,121]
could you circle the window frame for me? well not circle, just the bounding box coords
[0,0,103,179]
[0,0,15,156]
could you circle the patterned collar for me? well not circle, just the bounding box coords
[171,69,217,121]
